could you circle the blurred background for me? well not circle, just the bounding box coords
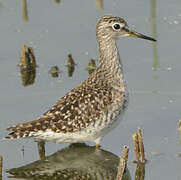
[0,0,181,179]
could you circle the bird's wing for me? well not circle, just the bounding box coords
[5,82,113,139]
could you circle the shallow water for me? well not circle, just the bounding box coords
[0,0,181,179]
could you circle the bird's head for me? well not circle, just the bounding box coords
[96,15,156,42]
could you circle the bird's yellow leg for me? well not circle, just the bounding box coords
[95,138,101,151]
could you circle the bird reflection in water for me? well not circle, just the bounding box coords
[7,143,131,180]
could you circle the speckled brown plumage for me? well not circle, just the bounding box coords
[5,15,155,144]
[6,73,126,139]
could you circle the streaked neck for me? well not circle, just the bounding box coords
[97,36,126,90]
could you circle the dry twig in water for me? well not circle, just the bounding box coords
[116,146,129,180]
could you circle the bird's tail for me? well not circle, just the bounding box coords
[5,117,49,139]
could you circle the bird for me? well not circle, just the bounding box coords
[5,15,156,149]
[7,143,131,179]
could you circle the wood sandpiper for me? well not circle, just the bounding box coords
[5,16,156,148]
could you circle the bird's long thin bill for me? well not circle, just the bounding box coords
[126,29,156,42]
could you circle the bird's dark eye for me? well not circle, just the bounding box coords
[113,24,120,30]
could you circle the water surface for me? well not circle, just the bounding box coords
[0,0,181,179]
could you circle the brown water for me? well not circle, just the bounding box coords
[0,0,181,179]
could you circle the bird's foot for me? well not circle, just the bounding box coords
[95,143,101,151]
